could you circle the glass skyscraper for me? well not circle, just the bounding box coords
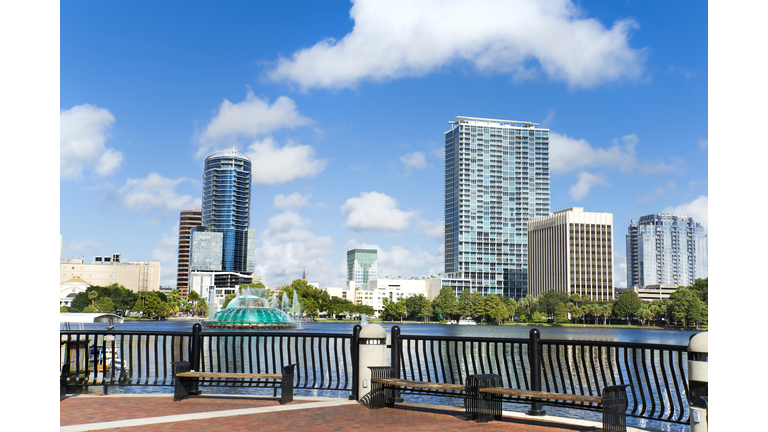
[626,214,707,288]
[444,116,550,299]
[347,249,377,288]
[190,150,255,275]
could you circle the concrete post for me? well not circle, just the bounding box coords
[357,323,388,401]
[688,332,708,432]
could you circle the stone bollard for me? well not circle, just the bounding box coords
[688,332,708,432]
[357,323,388,400]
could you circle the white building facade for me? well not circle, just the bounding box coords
[527,208,614,301]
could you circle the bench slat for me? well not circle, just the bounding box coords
[479,387,602,404]
[176,372,282,380]
[371,378,465,392]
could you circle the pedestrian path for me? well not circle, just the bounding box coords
[60,394,660,432]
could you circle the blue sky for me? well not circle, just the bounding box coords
[59,0,708,290]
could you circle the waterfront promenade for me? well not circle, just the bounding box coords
[60,394,660,432]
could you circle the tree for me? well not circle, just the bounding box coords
[637,304,653,326]
[537,289,570,318]
[515,304,531,323]
[222,293,237,308]
[381,297,407,322]
[458,289,474,318]
[531,311,545,323]
[470,291,485,320]
[143,291,170,319]
[690,278,708,304]
[554,303,569,324]
[484,295,509,324]
[417,300,433,323]
[195,298,209,317]
[303,298,320,319]
[82,305,97,313]
[95,297,115,314]
[188,290,200,307]
[431,286,458,320]
[88,291,99,307]
[60,306,70,312]
[668,287,704,330]
[613,290,642,323]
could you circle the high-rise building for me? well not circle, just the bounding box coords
[527,208,614,301]
[176,208,202,298]
[189,150,257,304]
[626,214,707,289]
[347,249,377,288]
[444,116,550,299]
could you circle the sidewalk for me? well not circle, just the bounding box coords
[60,394,656,432]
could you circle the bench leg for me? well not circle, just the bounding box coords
[172,361,191,402]
[366,366,395,409]
[602,385,630,432]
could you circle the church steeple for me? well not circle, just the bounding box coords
[302,267,306,280]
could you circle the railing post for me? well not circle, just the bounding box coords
[527,328,546,416]
[189,323,202,395]
[349,324,361,400]
[391,325,403,403]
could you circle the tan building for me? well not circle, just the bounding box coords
[60,256,161,293]
[633,284,678,301]
[176,209,203,298]
[527,207,614,301]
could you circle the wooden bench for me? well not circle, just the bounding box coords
[367,367,630,432]
[172,361,297,404]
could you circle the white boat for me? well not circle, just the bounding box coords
[89,345,127,372]
[458,319,476,325]
[446,320,457,325]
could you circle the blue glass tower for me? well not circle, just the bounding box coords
[191,150,255,274]
[444,116,550,299]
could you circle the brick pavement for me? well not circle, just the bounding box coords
[60,395,608,432]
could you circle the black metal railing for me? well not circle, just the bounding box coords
[60,328,356,396]
[392,327,690,426]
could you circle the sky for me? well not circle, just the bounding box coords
[59,0,709,291]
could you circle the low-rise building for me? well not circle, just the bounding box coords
[60,256,161,292]
[633,284,679,301]
[60,276,90,307]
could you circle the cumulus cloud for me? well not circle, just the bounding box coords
[273,192,312,210]
[569,171,610,200]
[253,212,336,287]
[61,104,123,179]
[346,241,444,280]
[663,195,708,232]
[341,191,416,231]
[400,151,428,171]
[196,88,312,157]
[120,173,201,211]
[417,218,445,238]
[550,133,637,174]
[613,252,627,289]
[698,139,708,151]
[266,0,644,91]
[245,137,328,185]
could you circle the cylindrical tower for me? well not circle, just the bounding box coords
[202,150,252,272]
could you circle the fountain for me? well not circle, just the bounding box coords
[203,288,299,329]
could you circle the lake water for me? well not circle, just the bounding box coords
[66,320,701,431]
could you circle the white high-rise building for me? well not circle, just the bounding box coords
[626,214,707,289]
[444,116,550,299]
[528,208,614,301]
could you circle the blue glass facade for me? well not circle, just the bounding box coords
[444,117,550,299]
[191,150,255,273]
[626,214,707,288]
[347,249,377,287]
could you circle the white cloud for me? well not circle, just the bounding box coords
[341,191,416,231]
[274,192,312,210]
[346,241,444,280]
[253,212,337,287]
[60,104,123,179]
[569,171,609,200]
[550,133,637,174]
[663,195,708,232]
[417,218,445,238]
[152,228,180,287]
[266,0,644,91]
[66,240,99,254]
[120,172,201,211]
[245,137,328,185]
[698,139,708,151]
[196,88,312,157]
[400,151,428,171]
[613,252,627,289]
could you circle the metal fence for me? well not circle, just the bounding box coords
[391,326,690,426]
[60,328,356,396]
[60,325,690,426]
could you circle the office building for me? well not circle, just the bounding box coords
[176,209,202,298]
[189,150,258,306]
[444,116,550,299]
[60,256,161,292]
[528,207,614,301]
[626,214,707,289]
[347,249,377,288]
[633,284,678,301]
[335,277,443,315]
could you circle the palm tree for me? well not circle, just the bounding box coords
[88,291,99,307]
